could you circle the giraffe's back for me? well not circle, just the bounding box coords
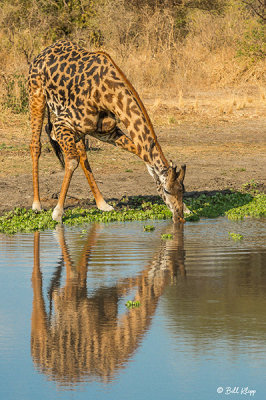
[29,40,125,134]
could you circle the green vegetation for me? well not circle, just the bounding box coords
[229,232,243,241]
[168,116,177,125]
[0,191,265,235]
[161,234,173,240]
[184,191,254,219]
[143,225,155,231]
[0,143,28,151]
[236,24,265,63]
[125,300,140,309]
[0,208,58,235]
[226,193,266,220]
[241,180,261,194]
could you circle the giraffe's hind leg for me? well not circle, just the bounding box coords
[29,77,46,211]
[76,139,114,211]
[52,125,79,222]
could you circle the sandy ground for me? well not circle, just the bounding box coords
[0,90,265,215]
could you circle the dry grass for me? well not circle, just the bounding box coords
[92,3,265,95]
[145,85,266,127]
[0,0,265,150]
[0,1,265,107]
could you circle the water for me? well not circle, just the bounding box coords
[0,217,265,400]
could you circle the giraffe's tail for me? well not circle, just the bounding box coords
[45,106,65,168]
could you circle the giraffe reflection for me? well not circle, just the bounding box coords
[31,223,185,385]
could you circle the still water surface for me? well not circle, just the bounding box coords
[0,218,265,400]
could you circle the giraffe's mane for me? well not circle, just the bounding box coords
[95,50,168,166]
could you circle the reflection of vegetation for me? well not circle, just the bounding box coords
[1,191,265,234]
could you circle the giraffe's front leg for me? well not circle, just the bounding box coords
[107,127,140,157]
[76,139,114,211]
[52,156,79,222]
[52,127,79,222]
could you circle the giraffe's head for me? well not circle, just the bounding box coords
[163,164,186,223]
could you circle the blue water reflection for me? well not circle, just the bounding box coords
[0,218,265,400]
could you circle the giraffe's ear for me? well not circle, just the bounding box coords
[168,165,178,183]
[169,160,177,170]
[177,164,186,183]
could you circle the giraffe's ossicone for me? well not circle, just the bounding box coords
[28,40,187,222]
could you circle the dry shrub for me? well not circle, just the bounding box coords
[94,2,178,92]
[0,0,264,113]
[178,5,265,87]
[95,1,264,94]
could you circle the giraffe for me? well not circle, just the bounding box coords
[29,40,187,223]
[31,223,185,383]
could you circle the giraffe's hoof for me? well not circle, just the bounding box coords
[32,201,41,212]
[97,201,114,212]
[52,206,64,222]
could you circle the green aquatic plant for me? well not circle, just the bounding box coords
[226,194,266,220]
[184,191,254,219]
[125,300,140,309]
[161,234,173,240]
[0,203,171,235]
[0,208,58,235]
[229,232,243,241]
[143,225,155,231]
[0,191,265,235]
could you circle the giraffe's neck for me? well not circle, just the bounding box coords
[97,51,169,175]
[111,93,170,192]
[118,102,168,171]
